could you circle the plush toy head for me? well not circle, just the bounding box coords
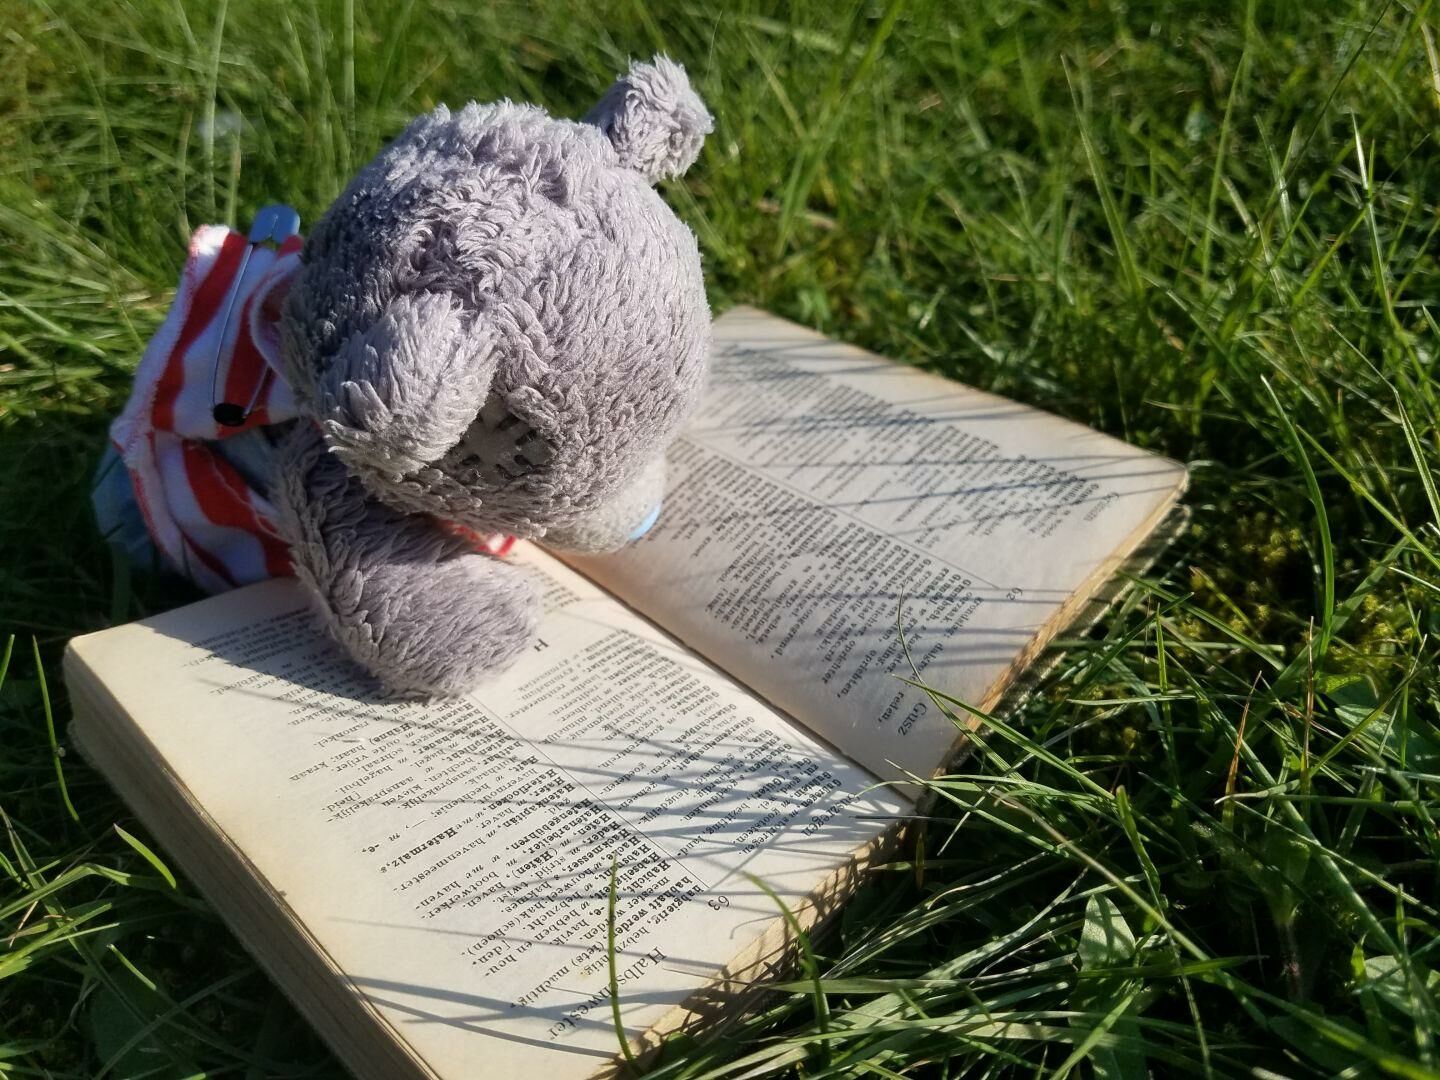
[280,56,713,552]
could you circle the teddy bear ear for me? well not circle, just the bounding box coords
[583,55,713,183]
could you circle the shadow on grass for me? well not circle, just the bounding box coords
[0,402,206,641]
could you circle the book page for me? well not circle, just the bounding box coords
[568,307,1187,782]
[67,552,905,1079]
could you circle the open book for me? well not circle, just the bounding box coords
[65,308,1187,1079]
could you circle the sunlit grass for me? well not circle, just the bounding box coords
[2,0,1438,1075]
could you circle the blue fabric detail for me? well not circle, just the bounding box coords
[629,500,662,541]
[92,445,159,568]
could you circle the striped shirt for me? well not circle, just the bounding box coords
[108,224,512,594]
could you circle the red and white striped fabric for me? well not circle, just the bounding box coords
[109,226,303,592]
[110,224,514,594]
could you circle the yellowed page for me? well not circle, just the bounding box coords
[67,551,904,1080]
[568,307,1187,782]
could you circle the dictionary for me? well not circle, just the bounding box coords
[65,307,1188,1079]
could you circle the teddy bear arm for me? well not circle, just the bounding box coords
[273,425,540,696]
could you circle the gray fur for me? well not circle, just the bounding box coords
[543,456,667,553]
[583,55,713,182]
[275,426,541,696]
[273,56,711,696]
[316,291,501,478]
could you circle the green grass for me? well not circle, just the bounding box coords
[3,0,1439,1075]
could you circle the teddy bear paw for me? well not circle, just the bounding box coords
[316,554,540,697]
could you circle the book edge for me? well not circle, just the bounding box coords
[617,814,902,1073]
[935,489,1190,779]
[63,648,438,1080]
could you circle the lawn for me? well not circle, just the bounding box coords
[2,0,1439,1075]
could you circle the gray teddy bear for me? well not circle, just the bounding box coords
[97,57,712,696]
